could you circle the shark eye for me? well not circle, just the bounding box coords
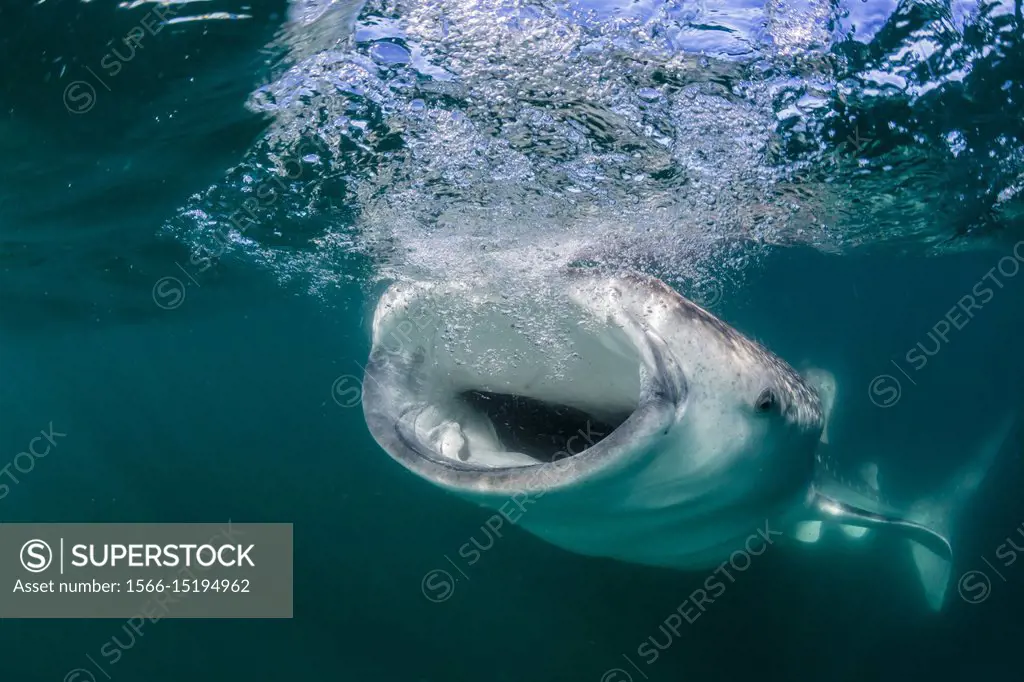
[755,388,778,414]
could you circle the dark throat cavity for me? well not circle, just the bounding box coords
[459,390,629,463]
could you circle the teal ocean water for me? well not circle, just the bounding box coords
[1,1,1023,681]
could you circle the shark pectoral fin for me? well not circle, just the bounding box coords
[810,493,953,562]
[811,491,953,611]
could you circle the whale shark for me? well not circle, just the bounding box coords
[361,268,977,604]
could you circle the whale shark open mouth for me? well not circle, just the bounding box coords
[361,273,686,491]
[452,388,634,466]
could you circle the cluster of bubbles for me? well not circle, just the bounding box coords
[160,0,1023,346]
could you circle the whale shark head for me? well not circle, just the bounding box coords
[361,269,825,568]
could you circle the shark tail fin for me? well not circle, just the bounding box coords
[907,414,1017,612]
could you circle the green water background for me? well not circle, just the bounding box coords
[1,245,1022,681]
